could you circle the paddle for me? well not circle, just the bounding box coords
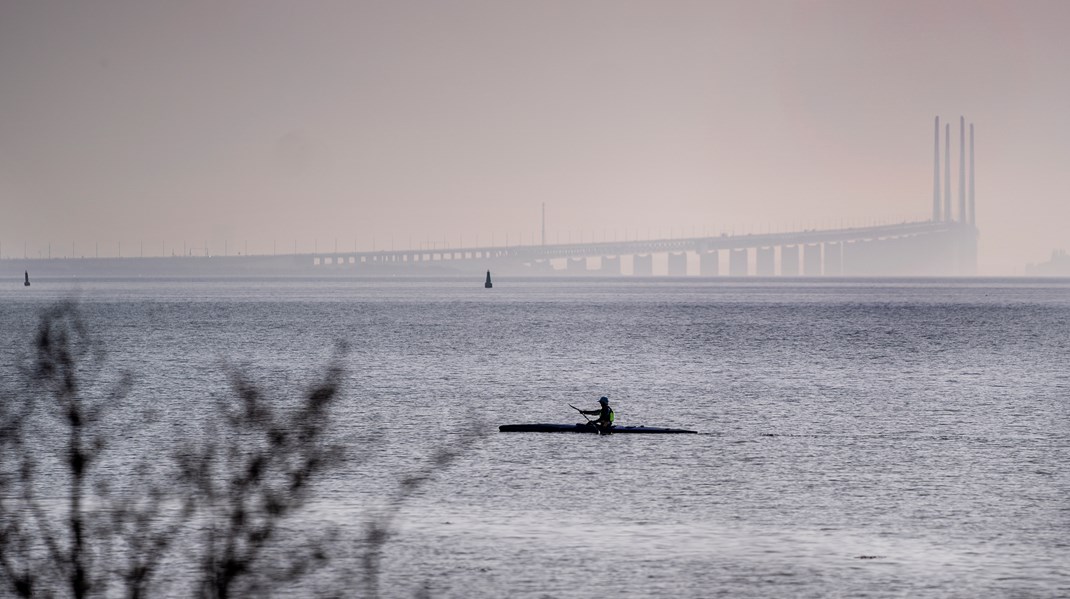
[568,404,593,423]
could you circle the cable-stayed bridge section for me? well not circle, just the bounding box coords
[5,117,981,278]
[310,114,980,277]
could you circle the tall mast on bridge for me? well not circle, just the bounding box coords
[969,123,975,226]
[958,115,966,223]
[539,203,547,246]
[944,123,951,221]
[933,116,941,221]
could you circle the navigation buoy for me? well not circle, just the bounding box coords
[484,270,493,288]
[24,271,30,287]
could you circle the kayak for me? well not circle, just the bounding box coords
[498,423,697,434]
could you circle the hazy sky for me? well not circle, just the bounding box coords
[2,0,1068,272]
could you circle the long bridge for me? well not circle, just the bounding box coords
[305,219,977,276]
[6,116,981,278]
[306,115,980,277]
[3,219,978,278]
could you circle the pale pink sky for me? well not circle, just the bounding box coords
[2,1,1068,272]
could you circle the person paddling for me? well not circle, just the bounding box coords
[578,396,614,433]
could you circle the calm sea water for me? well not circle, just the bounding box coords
[2,277,1068,598]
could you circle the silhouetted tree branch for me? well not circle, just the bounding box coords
[0,302,118,598]
[180,350,346,599]
[361,421,486,599]
[1,302,485,599]
[0,304,348,598]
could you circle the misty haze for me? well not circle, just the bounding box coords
[2,2,1068,598]
[3,1,1070,275]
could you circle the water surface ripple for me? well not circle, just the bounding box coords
[1,278,1067,598]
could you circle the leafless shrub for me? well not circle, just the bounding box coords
[1,303,486,599]
[179,351,346,599]
[360,422,485,599]
[0,301,141,598]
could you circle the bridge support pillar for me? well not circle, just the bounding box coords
[729,249,748,276]
[823,242,843,275]
[756,247,774,276]
[533,259,554,273]
[958,228,978,275]
[600,256,622,275]
[804,244,822,276]
[667,252,687,276]
[781,245,800,276]
[700,251,719,276]
[842,241,860,275]
[633,254,653,276]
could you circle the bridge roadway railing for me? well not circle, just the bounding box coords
[311,220,958,266]
[4,221,972,276]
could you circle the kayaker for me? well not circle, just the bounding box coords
[579,396,614,432]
